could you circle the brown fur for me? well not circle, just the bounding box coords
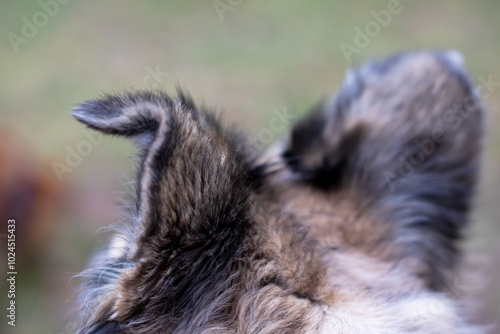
[73,51,485,333]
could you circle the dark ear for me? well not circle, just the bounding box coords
[283,51,484,289]
[73,91,250,259]
[73,91,251,326]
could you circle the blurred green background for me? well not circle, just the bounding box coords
[1,1,499,333]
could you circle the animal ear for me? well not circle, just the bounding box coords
[73,91,252,324]
[72,91,187,150]
[283,51,484,289]
[73,91,250,258]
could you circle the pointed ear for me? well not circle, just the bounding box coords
[74,91,253,324]
[73,91,178,151]
[73,91,251,259]
[282,51,484,289]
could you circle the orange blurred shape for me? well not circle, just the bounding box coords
[0,127,63,259]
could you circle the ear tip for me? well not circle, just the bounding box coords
[72,95,122,121]
[71,101,99,125]
[71,92,165,136]
[72,104,88,120]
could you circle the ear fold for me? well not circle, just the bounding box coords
[282,51,484,289]
[73,91,252,325]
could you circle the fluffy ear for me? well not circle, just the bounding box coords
[73,91,250,258]
[73,91,252,327]
[283,51,484,289]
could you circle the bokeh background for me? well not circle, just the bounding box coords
[1,1,499,333]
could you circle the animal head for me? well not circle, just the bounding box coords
[73,51,484,333]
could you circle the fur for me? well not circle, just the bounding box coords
[73,51,485,333]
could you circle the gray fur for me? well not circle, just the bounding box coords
[73,51,485,333]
